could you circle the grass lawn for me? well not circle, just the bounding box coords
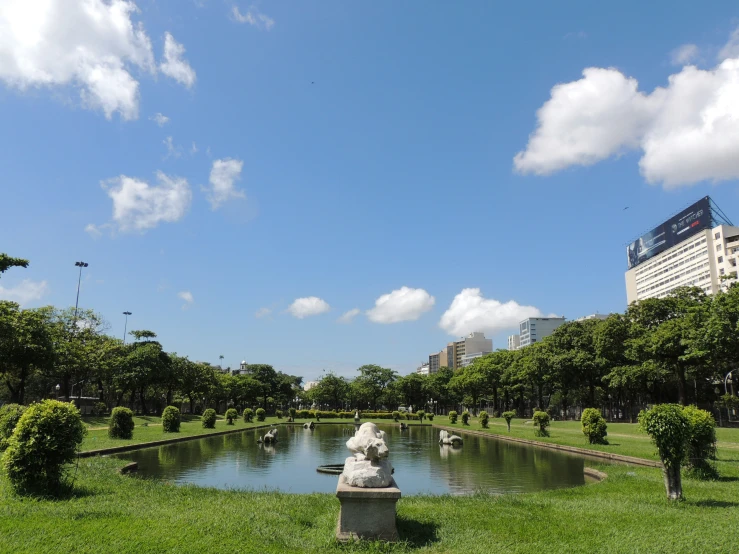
[1,417,737,553]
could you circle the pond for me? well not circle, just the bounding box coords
[116,423,586,495]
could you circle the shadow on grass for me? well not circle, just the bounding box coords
[691,500,739,508]
[717,476,739,483]
[396,516,440,547]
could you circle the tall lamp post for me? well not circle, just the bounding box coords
[122,311,132,344]
[73,261,89,321]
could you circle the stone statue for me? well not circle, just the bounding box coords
[263,428,278,444]
[342,422,393,487]
[303,421,315,430]
[399,422,408,430]
[439,429,463,446]
[354,410,360,423]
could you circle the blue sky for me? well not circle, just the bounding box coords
[2,1,739,380]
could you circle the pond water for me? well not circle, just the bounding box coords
[116,423,586,495]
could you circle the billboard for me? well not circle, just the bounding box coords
[626,197,711,270]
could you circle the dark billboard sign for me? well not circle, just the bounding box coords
[626,197,711,270]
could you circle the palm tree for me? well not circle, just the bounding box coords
[219,354,224,370]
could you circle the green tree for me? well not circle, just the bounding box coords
[449,364,487,415]
[0,254,29,276]
[394,373,427,411]
[312,372,350,411]
[355,365,397,410]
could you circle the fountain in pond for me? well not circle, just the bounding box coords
[335,422,400,542]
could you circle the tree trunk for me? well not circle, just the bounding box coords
[139,387,148,415]
[189,395,195,414]
[676,366,688,406]
[662,464,683,501]
[537,384,544,411]
[562,392,569,421]
[492,386,498,414]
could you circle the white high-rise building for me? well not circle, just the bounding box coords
[416,363,430,375]
[625,197,737,304]
[519,317,565,348]
[507,334,520,351]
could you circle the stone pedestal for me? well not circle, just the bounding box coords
[335,475,401,542]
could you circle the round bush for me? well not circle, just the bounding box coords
[532,411,550,437]
[683,405,718,479]
[288,407,296,420]
[255,408,266,422]
[162,405,181,433]
[416,410,426,423]
[461,410,470,425]
[449,411,458,424]
[202,408,217,429]
[92,402,108,416]
[1,400,87,494]
[108,407,134,439]
[0,403,27,451]
[243,408,254,423]
[276,409,283,419]
[427,413,434,422]
[479,411,489,428]
[225,408,238,425]
[503,411,516,431]
[639,404,690,468]
[581,408,608,444]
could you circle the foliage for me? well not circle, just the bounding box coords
[479,411,489,428]
[427,413,434,421]
[581,408,608,444]
[532,411,550,437]
[0,403,26,451]
[92,402,108,416]
[449,411,458,424]
[1,400,86,494]
[0,254,29,276]
[161,406,181,433]
[682,405,718,479]
[392,410,400,421]
[201,408,216,429]
[225,408,237,425]
[243,408,253,423]
[275,409,283,419]
[108,407,134,439]
[638,404,690,468]
[255,408,266,422]
[502,411,516,431]
[416,410,425,422]
[461,410,470,425]
[288,407,296,420]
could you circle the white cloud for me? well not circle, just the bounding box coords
[671,44,699,66]
[338,308,360,324]
[206,158,245,209]
[160,32,196,88]
[366,287,435,324]
[163,136,181,159]
[0,279,49,306]
[190,142,198,154]
[151,112,169,126]
[102,171,192,233]
[232,5,275,30]
[255,307,272,318]
[288,297,330,319]
[515,42,739,187]
[719,27,739,60]
[439,288,545,337]
[178,290,194,310]
[84,223,103,238]
[0,0,156,120]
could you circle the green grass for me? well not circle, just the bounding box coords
[81,416,282,452]
[2,417,738,552]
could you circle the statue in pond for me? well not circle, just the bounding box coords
[342,422,393,488]
[262,428,278,444]
[399,422,408,430]
[303,421,315,430]
[439,429,463,446]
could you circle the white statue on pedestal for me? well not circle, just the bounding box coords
[342,422,393,488]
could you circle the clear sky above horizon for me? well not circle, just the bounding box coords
[2,1,739,381]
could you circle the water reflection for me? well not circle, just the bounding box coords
[116,424,585,495]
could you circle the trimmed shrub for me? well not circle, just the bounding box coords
[502,411,516,431]
[162,406,181,433]
[108,407,134,439]
[243,408,254,423]
[416,410,425,423]
[392,411,400,421]
[532,411,550,437]
[297,409,311,419]
[225,408,238,425]
[202,408,217,429]
[581,408,608,445]
[0,403,27,451]
[92,402,108,416]
[639,404,690,500]
[1,400,87,494]
[255,408,266,422]
[461,411,470,425]
[683,405,718,479]
[427,413,434,422]
[479,411,489,428]
[276,409,283,419]
[288,407,297,420]
[449,411,458,424]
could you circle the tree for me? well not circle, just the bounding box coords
[0,254,29,277]
[449,364,487,415]
[312,372,350,410]
[173,356,215,413]
[639,404,691,500]
[355,365,397,410]
[394,373,427,411]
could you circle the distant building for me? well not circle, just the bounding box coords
[460,352,490,367]
[416,363,430,375]
[303,381,319,391]
[575,313,611,322]
[519,317,565,348]
[507,334,520,351]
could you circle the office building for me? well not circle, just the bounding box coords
[575,314,611,322]
[416,363,430,375]
[519,317,565,348]
[428,332,493,371]
[507,334,520,351]
[625,197,737,304]
[460,351,490,367]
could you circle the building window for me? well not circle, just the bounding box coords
[720,268,725,275]
[716,244,722,252]
[718,256,723,263]
[715,232,721,240]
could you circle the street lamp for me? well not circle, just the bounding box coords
[122,311,132,344]
[73,261,89,321]
[55,384,60,400]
